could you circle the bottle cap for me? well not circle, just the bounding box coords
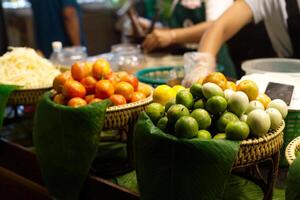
[52,41,62,50]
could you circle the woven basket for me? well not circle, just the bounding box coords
[104,94,153,130]
[285,136,300,165]
[8,87,52,105]
[234,121,285,167]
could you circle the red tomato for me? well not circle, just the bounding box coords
[62,80,86,99]
[80,76,97,94]
[53,71,73,93]
[121,74,139,91]
[68,97,87,108]
[131,92,146,102]
[89,98,102,104]
[92,59,111,79]
[114,81,134,102]
[109,94,126,106]
[95,80,114,99]
[71,62,91,81]
[53,93,67,105]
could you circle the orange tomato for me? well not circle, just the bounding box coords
[121,74,139,91]
[109,94,126,106]
[80,76,97,94]
[236,80,259,101]
[92,58,111,79]
[89,98,102,104]
[131,92,146,102]
[85,94,95,104]
[68,97,87,108]
[62,80,86,99]
[226,81,237,91]
[202,72,228,90]
[115,81,134,102]
[53,71,73,93]
[71,62,92,81]
[256,93,271,109]
[53,93,67,105]
[137,83,152,97]
[95,80,114,99]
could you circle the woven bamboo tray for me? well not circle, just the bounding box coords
[234,121,285,167]
[285,136,300,165]
[104,93,153,130]
[8,87,52,105]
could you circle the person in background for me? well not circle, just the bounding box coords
[184,0,300,85]
[0,0,7,55]
[141,0,236,78]
[29,0,85,57]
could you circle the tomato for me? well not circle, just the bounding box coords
[109,94,126,106]
[131,92,146,102]
[85,94,95,104]
[80,76,97,94]
[137,83,152,97]
[62,80,86,99]
[104,72,120,86]
[121,74,139,91]
[115,81,134,102]
[71,62,92,81]
[92,58,111,79]
[95,80,114,99]
[53,93,67,105]
[68,97,87,108]
[53,71,73,93]
[89,98,102,104]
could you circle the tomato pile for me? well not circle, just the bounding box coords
[52,59,152,108]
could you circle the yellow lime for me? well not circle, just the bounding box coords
[172,85,186,93]
[153,85,176,106]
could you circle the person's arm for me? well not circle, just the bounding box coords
[198,0,253,57]
[63,6,81,46]
[142,21,213,52]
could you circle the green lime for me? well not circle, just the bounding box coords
[225,121,250,140]
[193,99,205,109]
[157,117,168,132]
[197,130,212,140]
[217,112,239,132]
[206,96,227,115]
[176,90,194,109]
[165,101,175,113]
[190,83,203,99]
[190,109,211,130]
[175,116,199,139]
[167,104,190,125]
[213,133,226,140]
[145,103,165,125]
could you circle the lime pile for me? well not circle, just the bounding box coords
[146,72,288,141]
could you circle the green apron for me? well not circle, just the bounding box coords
[141,0,237,79]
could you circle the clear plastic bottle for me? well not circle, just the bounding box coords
[49,41,63,65]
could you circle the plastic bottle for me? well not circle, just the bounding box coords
[49,41,63,65]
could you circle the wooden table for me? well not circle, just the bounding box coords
[0,137,139,200]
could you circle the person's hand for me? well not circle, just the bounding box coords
[142,29,176,52]
[182,53,216,87]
